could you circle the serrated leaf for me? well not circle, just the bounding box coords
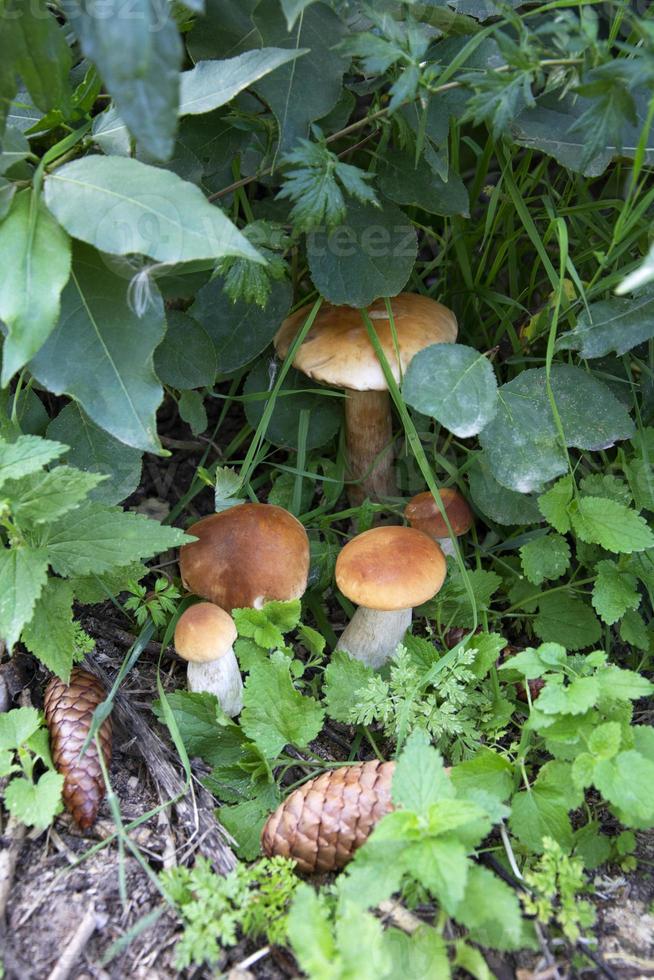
[43,156,263,265]
[0,435,66,489]
[4,770,64,830]
[536,676,600,716]
[592,559,640,625]
[580,473,632,507]
[179,48,308,116]
[220,782,281,861]
[21,579,77,681]
[520,534,570,586]
[557,290,654,359]
[178,389,207,436]
[593,750,654,825]
[534,593,601,651]
[42,501,192,577]
[403,344,497,438]
[0,189,72,384]
[4,466,103,526]
[0,706,41,750]
[509,787,572,853]
[455,864,525,950]
[392,730,453,815]
[0,547,49,649]
[323,650,375,723]
[571,497,654,554]
[450,748,513,802]
[538,476,573,533]
[589,722,622,760]
[595,666,653,702]
[619,609,651,652]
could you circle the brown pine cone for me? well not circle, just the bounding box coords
[261,760,396,874]
[44,668,113,830]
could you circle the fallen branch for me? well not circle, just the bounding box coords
[47,905,104,980]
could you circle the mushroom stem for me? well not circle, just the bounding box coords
[187,648,243,717]
[337,606,412,669]
[345,390,397,505]
[437,537,455,557]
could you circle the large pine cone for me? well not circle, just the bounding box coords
[261,760,396,873]
[44,668,113,830]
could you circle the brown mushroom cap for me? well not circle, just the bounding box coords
[179,502,310,611]
[335,526,447,611]
[174,603,237,664]
[405,489,474,539]
[274,293,457,391]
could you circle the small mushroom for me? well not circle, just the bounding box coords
[404,488,474,556]
[174,603,242,716]
[179,502,310,611]
[274,294,457,505]
[335,526,447,668]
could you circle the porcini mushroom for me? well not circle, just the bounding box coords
[174,603,242,716]
[274,294,457,505]
[179,502,310,611]
[335,525,447,668]
[405,488,474,556]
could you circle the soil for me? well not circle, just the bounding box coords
[1,392,653,980]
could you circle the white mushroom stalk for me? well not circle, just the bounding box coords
[187,647,243,717]
[174,603,243,718]
[337,606,412,669]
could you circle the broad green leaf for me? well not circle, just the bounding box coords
[619,609,650,652]
[455,865,525,950]
[43,156,263,264]
[412,837,469,913]
[324,650,375,723]
[280,0,319,29]
[392,730,453,815]
[0,177,16,220]
[154,311,216,389]
[91,104,130,156]
[0,190,72,383]
[4,466,103,525]
[450,748,513,802]
[47,403,143,506]
[30,244,166,454]
[571,497,654,554]
[557,290,654,359]
[479,366,634,493]
[3,0,72,114]
[509,787,573,853]
[63,0,183,160]
[219,783,281,860]
[589,722,622,761]
[580,473,632,507]
[190,276,292,374]
[240,650,325,757]
[384,926,450,980]
[429,567,501,629]
[0,547,49,649]
[0,127,29,176]
[287,885,338,978]
[179,48,308,116]
[538,476,573,533]
[0,706,41,750]
[4,770,64,829]
[593,751,654,825]
[536,676,600,716]
[468,453,543,526]
[592,559,640,625]
[403,344,496,437]
[379,149,469,217]
[534,593,601,651]
[334,903,391,980]
[42,501,193,576]
[153,690,248,766]
[307,198,417,308]
[520,534,570,586]
[595,666,653,702]
[21,579,77,680]
[0,435,66,488]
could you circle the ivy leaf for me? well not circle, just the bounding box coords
[557,289,654,359]
[21,579,77,681]
[519,534,570,586]
[240,651,325,757]
[538,476,573,534]
[592,560,640,625]
[403,344,497,438]
[323,650,374,723]
[0,189,72,384]
[0,547,49,650]
[4,770,64,830]
[534,593,601,651]
[179,48,309,116]
[3,466,104,526]
[571,497,654,554]
[0,435,66,489]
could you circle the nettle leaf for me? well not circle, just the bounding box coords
[509,787,572,854]
[43,156,263,265]
[154,311,217,390]
[538,476,573,534]
[323,650,374,723]
[379,148,469,217]
[571,497,654,554]
[3,0,72,114]
[391,730,453,815]
[307,198,417,308]
[557,290,654,360]
[63,0,183,160]
[21,579,78,680]
[0,547,49,649]
[593,750,654,826]
[468,454,543,526]
[479,366,634,493]
[580,473,632,507]
[456,865,527,953]
[190,275,292,375]
[592,559,640,626]
[0,189,72,384]
[3,466,104,525]
[534,593,601,651]
[0,435,66,489]
[403,344,497,438]
[42,501,193,577]
[179,48,308,116]
[30,243,166,454]
[429,567,501,629]
[519,534,570,586]
[4,769,64,830]
[620,609,650,652]
[220,782,282,860]
[0,706,41,749]
[47,403,143,506]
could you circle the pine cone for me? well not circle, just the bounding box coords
[261,760,396,874]
[44,668,113,830]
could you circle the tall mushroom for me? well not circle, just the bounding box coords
[179,502,310,611]
[335,526,447,668]
[174,603,242,716]
[405,488,474,556]
[274,294,457,505]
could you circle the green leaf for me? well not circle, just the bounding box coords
[455,864,525,951]
[42,501,192,577]
[595,666,653,702]
[510,787,573,853]
[180,48,308,116]
[619,610,651,652]
[153,690,248,767]
[379,148,469,217]
[571,497,654,554]
[43,156,263,264]
[536,676,600,716]
[0,547,49,649]
[593,750,654,825]
[63,0,183,160]
[21,579,77,681]
[557,290,654,360]
[91,104,130,157]
[0,128,29,177]
[0,177,16,220]
[589,722,622,761]
[0,706,41,750]
[219,782,281,860]
[412,837,469,913]
[0,189,72,383]
[450,748,513,802]
[178,389,207,436]
[4,769,64,829]
[580,473,632,507]
[46,403,143,506]
[538,476,573,534]
[469,453,543,526]
[154,311,216,390]
[287,885,338,978]
[3,0,72,114]
[479,366,634,493]
[240,651,325,757]
[4,466,103,526]
[190,276,292,375]
[0,435,66,489]
[233,600,301,651]
[30,243,166,454]
[323,650,375,723]
[534,593,601,651]
[384,926,450,980]
[592,559,640,625]
[403,344,497,438]
[520,534,570,586]
[430,567,501,629]
[392,730,453,815]
[306,198,417,308]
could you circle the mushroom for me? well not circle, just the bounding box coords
[335,525,447,668]
[404,488,474,556]
[174,603,242,716]
[179,502,310,611]
[274,293,457,505]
